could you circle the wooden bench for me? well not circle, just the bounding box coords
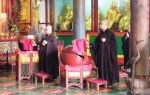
[87,78,107,90]
[35,72,52,85]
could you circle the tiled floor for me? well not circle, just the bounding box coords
[0,70,128,95]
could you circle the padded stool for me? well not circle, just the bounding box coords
[119,71,128,78]
[87,78,107,90]
[35,72,52,84]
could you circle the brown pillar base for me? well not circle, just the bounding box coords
[126,76,150,94]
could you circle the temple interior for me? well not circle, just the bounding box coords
[0,0,150,95]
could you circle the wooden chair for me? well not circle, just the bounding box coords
[17,51,39,82]
[60,64,92,89]
[18,51,30,81]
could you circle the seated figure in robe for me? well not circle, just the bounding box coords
[19,0,41,24]
[119,0,130,31]
[85,10,101,31]
[58,3,73,30]
[85,15,91,31]
[19,0,30,23]
[32,0,41,25]
[105,2,121,29]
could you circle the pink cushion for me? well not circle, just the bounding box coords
[87,78,107,85]
[72,39,87,53]
[60,64,92,71]
[35,72,51,79]
[23,38,33,51]
[119,71,128,78]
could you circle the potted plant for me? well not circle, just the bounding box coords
[8,6,21,37]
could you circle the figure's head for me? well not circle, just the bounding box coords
[110,2,117,9]
[99,20,108,31]
[127,0,130,9]
[65,3,71,10]
[45,25,52,34]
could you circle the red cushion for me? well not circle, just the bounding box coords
[87,78,107,85]
[35,72,51,78]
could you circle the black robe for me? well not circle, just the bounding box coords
[39,33,59,78]
[90,29,119,85]
[122,32,130,69]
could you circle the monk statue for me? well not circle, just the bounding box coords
[119,0,130,31]
[58,3,73,30]
[19,0,30,23]
[19,0,41,24]
[85,9,100,31]
[32,0,41,24]
[105,2,121,29]
[85,15,91,31]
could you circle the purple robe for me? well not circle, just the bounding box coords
[39,33,59,78]
[90,29,119,85]
[122,32,130,69]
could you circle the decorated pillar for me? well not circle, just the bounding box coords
[126,0,150,94]
[73,0,85,39]
[130,0,149,76]
[91,0,98,32]
[45,0,48,26]
[50,0,55,32]
[73,0,85,89]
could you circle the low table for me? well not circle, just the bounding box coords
[35,72,52,85]
[87,78,107,90]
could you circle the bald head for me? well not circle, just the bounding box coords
[45,25,52,34]
[101,20,108,26]
[99,20,108,31]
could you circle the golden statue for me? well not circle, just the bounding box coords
[105,2,121,29]
[19,0,30,23]
[119,0,130,31]
[19,0,41,24]
[85,15,91,31]
[58,3,73,30]
[85,10,100,31]
[32,0,41,24]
